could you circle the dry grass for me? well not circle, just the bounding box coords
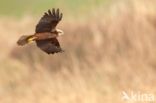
[0,0,156,103]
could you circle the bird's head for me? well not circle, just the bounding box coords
[56,29,64,36]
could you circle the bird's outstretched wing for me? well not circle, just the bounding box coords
[36,38,63,54]
[35,8,63,33]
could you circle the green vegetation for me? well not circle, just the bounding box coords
[0,0,112,17]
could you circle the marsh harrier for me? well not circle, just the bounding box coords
[17,8,64,54]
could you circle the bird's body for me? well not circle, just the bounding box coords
[17,8,64,54]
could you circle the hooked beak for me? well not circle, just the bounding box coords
[56,29,64,36]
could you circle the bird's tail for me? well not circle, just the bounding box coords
[17,35,37,46]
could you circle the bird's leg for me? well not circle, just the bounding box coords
[28,36,38,43]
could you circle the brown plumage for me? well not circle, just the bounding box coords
[17,8,64,54]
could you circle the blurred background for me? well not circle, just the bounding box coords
[0,0,156,103]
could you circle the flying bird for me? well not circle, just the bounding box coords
[17,8,64,54]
